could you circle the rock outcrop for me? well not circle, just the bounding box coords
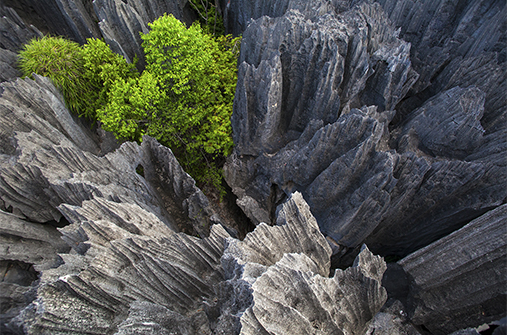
[0,75,224,332]
[222,0,506,330]
[0,5,42,83]
[223,0,507,264]
[0,73,387,334]
[398,204,507,335]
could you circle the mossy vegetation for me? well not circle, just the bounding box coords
[18,14,240,198]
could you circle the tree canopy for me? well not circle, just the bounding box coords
[18,14,240,196]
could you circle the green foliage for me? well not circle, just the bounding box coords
[141,14,239,191]
[17,15,240,198]
[18,36,137,119]
[189,0,225,36]
[98,70,164,142]
[81,38,138,117]
[18,36,93,116]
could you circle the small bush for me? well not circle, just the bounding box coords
[18,36,93,116]
[18,36,137,119]
[18,15,240,198]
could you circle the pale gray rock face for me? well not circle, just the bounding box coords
[0,211,70,331]
[0,76,225,332]
[219,193,387,335]
[0,75,217,236]
[5,188,386,335]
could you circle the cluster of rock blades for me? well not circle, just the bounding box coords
[0,0,506,334]
[0,77,387,333]
[220,0,506,332]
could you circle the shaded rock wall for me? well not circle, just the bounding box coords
[2,0,101,44]
[398,204,507,334]
[223,0,507,262]
[0,0,197,71]
[223,1,506,331]
[0,5,42,82]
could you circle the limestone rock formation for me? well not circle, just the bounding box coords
[223,0,507,265]
[398,204,507,334]
[0,72,387,334]
[0,5,42,83]
[1,0,506,333]
[219,192,388,335]
[93,0,197,67]
[2,0,101,44]
[0,75,225,333]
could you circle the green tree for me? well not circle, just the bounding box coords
[99,14,240,192]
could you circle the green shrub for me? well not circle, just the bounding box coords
[18,36,94,117]
[81,38,139,117]
[18,15,240,197]
[19,36,137,119]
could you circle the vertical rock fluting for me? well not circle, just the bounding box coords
[1,0,100,45]
[0,76,226,332]
[224,0,506,261]
[0,71,388,334]
[93,0,197,67]
[398,204,507,334]
[223,0,506,330]
[377,0,507,131]
[0,5,42,83]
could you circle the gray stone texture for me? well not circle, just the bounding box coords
[398,204,507,334]
[0,0,505,333]
[223,0,507,262]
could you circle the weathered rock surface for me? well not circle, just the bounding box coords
[0,75,226,332]
[377,0,507,131]
[93,0,197,67]
[219,192,387,335]
[0,75,219,236]
[222,0,506,331]
[398,204,507,335]
[1,0,506,333]
[0,211,70,332]
[2,0,101,44]
[0,72,387,334]
[0,4,42,83]
[224,0,507,264]
[4,186,386,334]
